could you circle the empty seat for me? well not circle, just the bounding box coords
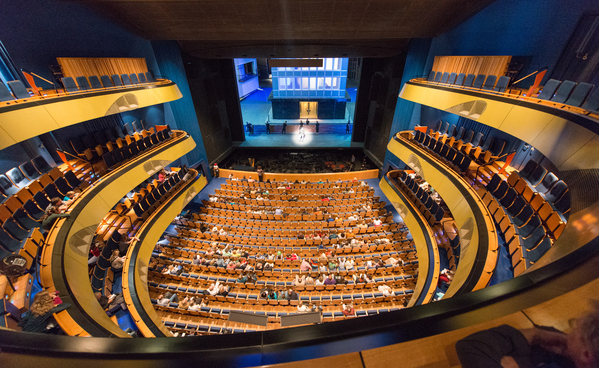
[32,156,52,174]
[463,74,475,88]
[447,73,457,85]
[89,76,103,89]
[455,73,466,87]
[519,214,541,238]
[43,183,63,199]
[563,82,594,107]
[111,74,123,87]
[64,171,82,189]
[537,79,561,100]
[130,74,140,84]
[0,228,22,252]
[513,204,534,227]
[5,81,30,101]
[493,76,510,93]
[100,75,114,88]
[581,87,599,113]
[0,82,15,102]
[543,181,568,204]
[75,76,91,91]
[6,168,28,188]
[472,74,486,89]
[486,174,502,193]
[535,172,558,193]
[507,196,526,216]
[500,187,518,208]
[13,208,40,230]
[434,72,442,83]
[519,160,538,181]
[23,200,44,220]
[481,75,497,90]
[33,192,51,210]
[522,226,546,250]
[427,71,436,82]
[145,71,156,83]
[440,72,449,84]
[527,165,547,187]
[132,121,143,133]
[525,237,552,264]
[550,80,576,103]
[470,132,483,147]
[19,162,41,181]
[62,77,80,93]
[123,122,135,135]
[3,218,29,241]
[121,74,132,86]
[54,177,73,195]
[103,152,117,169]
[0,175,18,196]
[138,73,148,83]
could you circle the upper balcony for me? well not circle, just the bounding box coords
[0,68,182,151]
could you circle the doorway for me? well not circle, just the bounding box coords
[300,101,318,118]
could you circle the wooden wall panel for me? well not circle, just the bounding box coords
[57,57,148,78]
[432,56,512,78]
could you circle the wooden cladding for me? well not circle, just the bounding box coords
[432,55,512,78]
[57,57,148,79]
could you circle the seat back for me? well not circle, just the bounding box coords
[471,132,483,147]
[6,168,27,187]
[519,160,538,180]
[545,181,568,203]
[64,171,81,188]
[455,73,466,87]
[581,87,599,112]
[132,121,142,133]
[537,79,561,100]
[7,80,31,99]
[472,74,486,89]
[0,175,17,195]
[111,74,123,87]
[138,73,148,83]
[75,76,91,91]
[440,72,449,84]
[447,73,457,85]
[123,122,135,135]
[536,172,558,193]
[433,72,442,83]
[440,121,449,135]
[550,80,577,103]
[454,127,464,140]
[31,156,52,174]
[427,71,435,81]
[23,200,44,220]
[19,162,41,181]
[62,77,80,93]
[528,165,547,186]
[447,124,456,137]
[89,76,103,89]
[482,75,497,90]
[33,192,51,209]
[0,82,15,102]
[564,82,594,107]
[121,74,132,86]
[461,130,474,144]
[100,75,114,88]
[146,71,156,83]
[102,152,116,169]
[130,74,140,84]
[493,76,510,92]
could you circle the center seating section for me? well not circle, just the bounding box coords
[421,71,598,116]
[147,179,417,335]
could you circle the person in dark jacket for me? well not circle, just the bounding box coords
[19,290,70,333]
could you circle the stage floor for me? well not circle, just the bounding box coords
[234,134,363,148]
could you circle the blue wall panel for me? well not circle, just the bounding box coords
[151,41,208,169]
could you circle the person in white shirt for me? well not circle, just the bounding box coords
[315,275,325,285]
[207,281,220,296]
[378,284,393,297]
[297,302,310,313]
[373,218,382,226]
[212,226,219,233]
[219,228,227,236]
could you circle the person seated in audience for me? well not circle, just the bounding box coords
[263,261,274,271]
[372,218,382,226]
[178,297,191,310]
[237,272,248,284]
[211,225,219,233]
[205,282,221,296]
[345,258,355,270]
[19,290,71,334]
[286,288,299,300]
[342,303,356,317]
[305,275,315,286]
[315,275,325,286]
[156,293,171,306]
[158,169,169,183]
[62,191,79,206]
[364,274,374,283]
[267,288,278,300]
[45,197,65,215]
[297,301,310,313]
[110,250,126,270]
[318,262,328,273]
[208,195,218,203]
[328,259,338,271]
[118,233,140,254]
[162,265,174,274]
[293,275,306,287]
[378,284,393,297]
[300,258,311,271]
[324,274,337,285]
[88,242,101,266]
[192,254,202,265]
[335,274,347,285]
[226,260,237,270]
[218,284,229,297]
[386,256,404,267]
[41,207,70,231]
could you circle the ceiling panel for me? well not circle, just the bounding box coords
[78,0,497,58]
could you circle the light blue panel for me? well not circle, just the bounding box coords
[309,90,317,97]
[272,77,279,92]
[317,91,324,97]
[325,90,332,97]
[342,58,349,69]
[340,77,347,90]
[273,91,279,97]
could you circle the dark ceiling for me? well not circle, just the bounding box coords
[79,0,496,58]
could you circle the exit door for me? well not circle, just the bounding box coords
[300,101,318,119]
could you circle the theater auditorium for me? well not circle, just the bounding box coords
[1,0,599,367]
